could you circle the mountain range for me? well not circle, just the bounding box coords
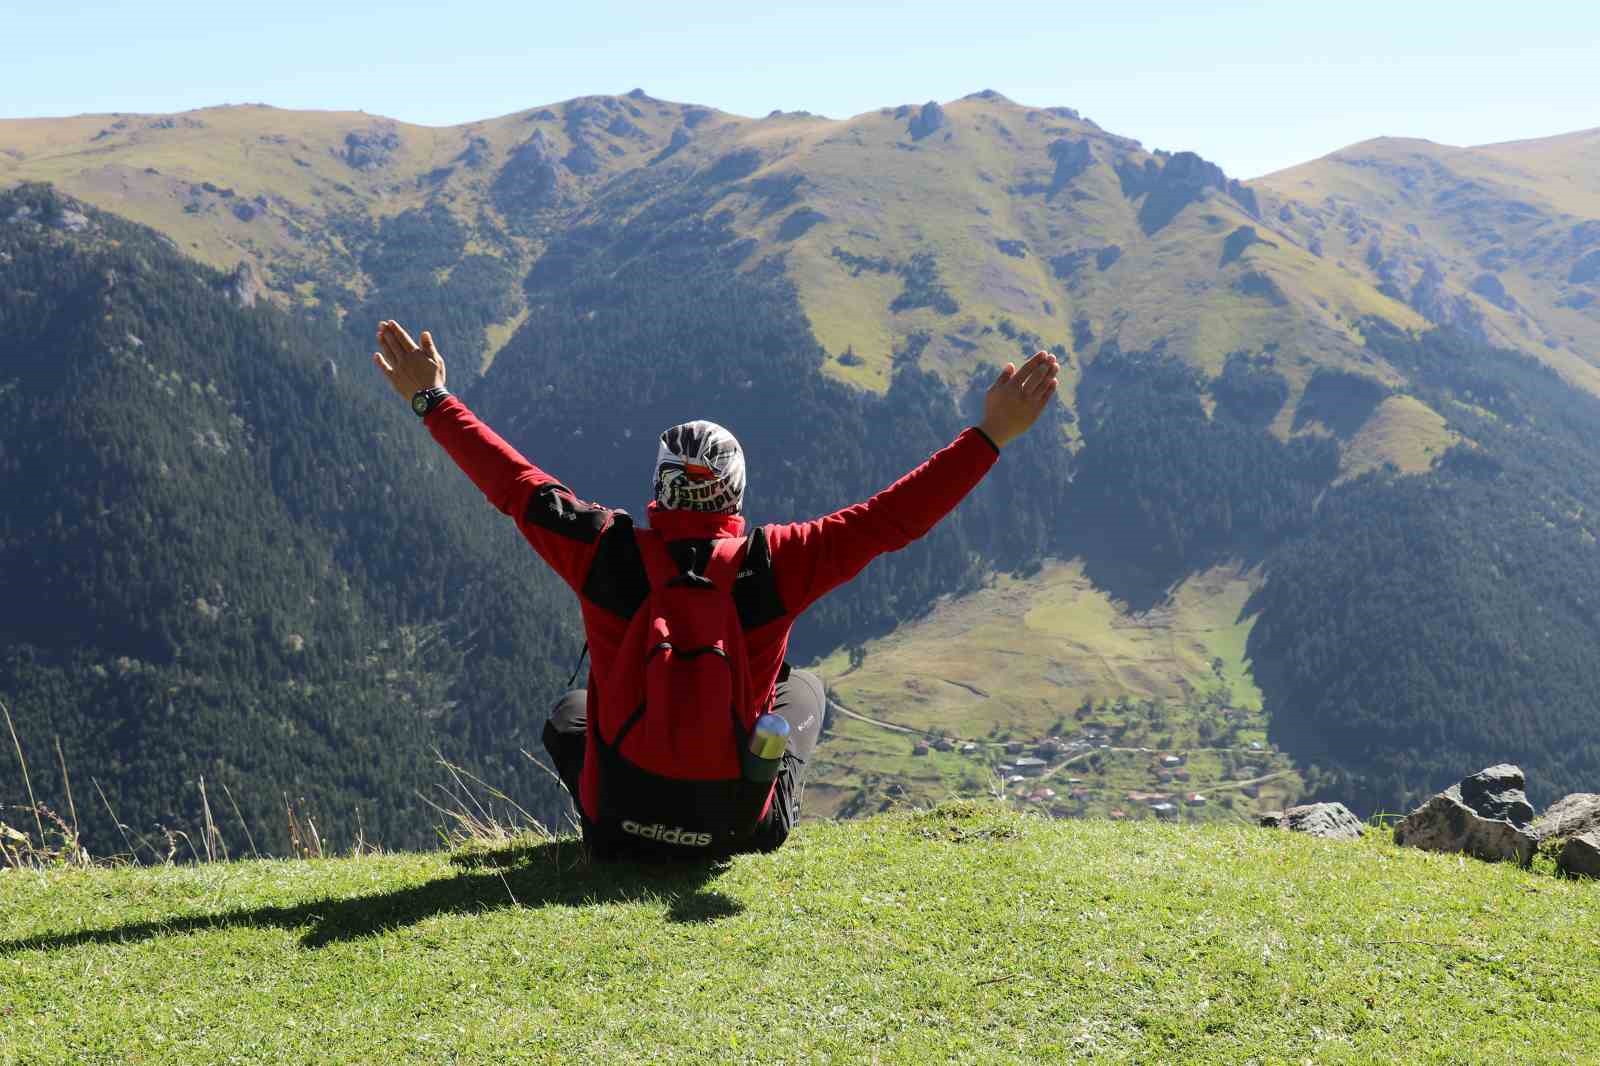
[4,93,1599,850]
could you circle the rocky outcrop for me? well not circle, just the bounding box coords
[562,137,602,176]
[1531,793,1600,843]
[454,136,491,169]
[1235,270,1287,305]
[492,130,561,212]
[908,102,946,141]
[1259,802,1364,841]
[9,199,95,234]
[220,261,263,308]
[1113,148,1260,232]
[777,208,827,242]
[1470,272,1517,310]
[1046,138,1091,194]
[1049,246,1120,282]
[650,127,692,166]
[1393,764,1536,864]
[342,127,401,171]
[231,197,267,223]
[1221,225,1277,266]
[1558,831,1600,879]
[1118,151,1257,234]
[1410,259,1489,342]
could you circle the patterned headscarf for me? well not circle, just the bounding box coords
[653,420,746,513]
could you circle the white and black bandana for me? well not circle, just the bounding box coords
[653,420,746,513]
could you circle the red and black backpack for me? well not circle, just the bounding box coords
[584,529,773,857]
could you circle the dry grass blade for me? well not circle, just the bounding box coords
[1,697,45,845]
[53,735,79,836]
[220,780,260,861]
[91,776,138,860]
[198,776,227,863]
[436,750,540,827]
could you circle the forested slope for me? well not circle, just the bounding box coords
[1251,323,1600,808]
[0,185,582,854]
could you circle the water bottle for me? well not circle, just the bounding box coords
[743,713,791,782]
[735,713,790,837]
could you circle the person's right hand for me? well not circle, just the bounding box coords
[978,350,1060,447]
[373,319,447,403]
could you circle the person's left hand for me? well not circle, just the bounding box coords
[373,319,447,400]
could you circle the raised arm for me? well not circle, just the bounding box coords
[373,320,615,591]
[768,350,1060,614]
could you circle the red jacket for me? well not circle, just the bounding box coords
[424,396,999,819]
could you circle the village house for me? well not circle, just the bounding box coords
[1013,756,1049,776]
[1185,793,1207,807]
[912,741,929,757]
[1151,802,1179,821]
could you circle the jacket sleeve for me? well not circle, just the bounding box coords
[422,396,614,592]
[766,427,1001,616]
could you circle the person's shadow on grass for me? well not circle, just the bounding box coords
[0,839,744,954]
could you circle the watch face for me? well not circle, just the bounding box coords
[412,392,429,414]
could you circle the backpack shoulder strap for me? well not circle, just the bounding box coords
[633,527,678,587]
[703,536,749,593]
[633,528,750,592]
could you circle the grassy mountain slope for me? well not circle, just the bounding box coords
[2,94,1451,417]
[1255,129,1600,394]
[806,562,1294,821]
[3,805,1597,1064]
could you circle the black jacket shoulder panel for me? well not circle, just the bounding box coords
[582,511,649,620]
[734,526,786,630]
[524,483,609,544]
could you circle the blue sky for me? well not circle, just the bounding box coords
[6,0,1597,178]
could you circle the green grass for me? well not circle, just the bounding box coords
[1338,394,1458,481]
[3,803,1596,1064]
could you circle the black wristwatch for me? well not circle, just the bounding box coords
[411,386,450,418]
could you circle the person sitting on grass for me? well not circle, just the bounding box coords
[373,319,1059,859]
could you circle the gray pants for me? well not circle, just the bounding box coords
[542,668,827,851]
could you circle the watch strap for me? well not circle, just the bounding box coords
[412,386,451,418]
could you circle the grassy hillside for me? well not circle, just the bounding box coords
[1255,130,1600,395]
[3,803,1596,1064]
[2,94,1472,423]
[806,562,1300,822]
